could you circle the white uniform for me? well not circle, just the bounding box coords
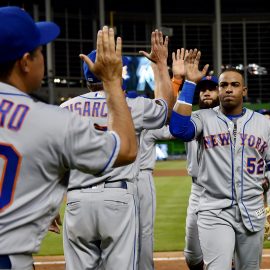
[184,139,204,266]
[60,91,168,270]
[190,107,270,270]
[0,83,120,269]
[137,125,173,270]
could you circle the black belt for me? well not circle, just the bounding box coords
[0,255,11,269]
[68,180,127,192]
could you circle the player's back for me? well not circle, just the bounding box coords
[0,84,120,254]
[60,92,168,188]
[0,84,71,253]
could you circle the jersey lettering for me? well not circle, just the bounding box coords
[65,101,108,118]
[246,157,264,174]
[240,133,268,154]
[0,143,22,212]
[0,99,29,131]
[8,105,29,131]
[203,132,268,154]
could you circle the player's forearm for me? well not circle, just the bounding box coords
[173,80,196,116]
[154,64,174,117]
[169,80,196,140]
[104,80,137,166]
[171,77,183,99]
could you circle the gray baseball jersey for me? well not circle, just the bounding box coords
[0,83,120,256]
[184,139,204,266]
[185,140,199,178]
[139,125,173,170]
[60,91,168,188]
[137,125,173,270]
[186,106,270,269]
[191,106,270,232]
[60,91,168,270]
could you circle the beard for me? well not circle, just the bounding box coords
[199,98,220,109]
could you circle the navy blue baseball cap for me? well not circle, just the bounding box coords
[0,6,60,64]
[196,75,218,91]
[83,50,129,90]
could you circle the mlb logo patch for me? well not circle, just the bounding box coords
[255,207,265,218]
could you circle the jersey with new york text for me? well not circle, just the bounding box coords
[191,106,270,232]
[0,83,120,254]
[60,91,168,188]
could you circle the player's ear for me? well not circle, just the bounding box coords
[18,52,32,73]
[242,86,248,97]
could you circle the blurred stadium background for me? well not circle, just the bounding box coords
[1,0,269,104]
[2,0,269,156]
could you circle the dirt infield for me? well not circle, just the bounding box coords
[153,169,188,177]
[34,250,270,270]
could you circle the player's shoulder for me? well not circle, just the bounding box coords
[192,106,219,116]
[126,96,165,106]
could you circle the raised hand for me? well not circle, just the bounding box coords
[79,26,123,89]
[139,29,168,67]
[172,48,188,79]
[184,49,209,84]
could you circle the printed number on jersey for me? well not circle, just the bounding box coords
[0,143,21,212]
[247,157,264,174]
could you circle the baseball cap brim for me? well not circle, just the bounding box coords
[36,22,60,46]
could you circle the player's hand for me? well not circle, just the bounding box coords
[80,26,123,89]
[139,29,168,67]
[184,48,209,84]
[262,177,270,194]
[172,48,188,80]
[49,213,62,234]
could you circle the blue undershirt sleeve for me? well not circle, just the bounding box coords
[169,111,195,141]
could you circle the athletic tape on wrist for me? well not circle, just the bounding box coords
[177,80,196,106]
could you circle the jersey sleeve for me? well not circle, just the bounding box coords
[150,125,174,140]
[141,98,168,130]
[190,110,204,138]
[62,111,120,175]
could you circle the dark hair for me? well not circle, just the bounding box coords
[220,67,244,78]
[0,49,37,80]
[0,60,17,79]
[86,81,103,92]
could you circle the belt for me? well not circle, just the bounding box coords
[68,180,127,191]
[0,255,11,269]
[104,181,127,189]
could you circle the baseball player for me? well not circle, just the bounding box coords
[0,7,137,269]
[61,30,174,270]
[137,125,173,270]
[170,48,220,269]
[184,75,219,270]
[169,48,270,270]
[135,59,177,270]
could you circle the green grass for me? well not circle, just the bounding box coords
[155,159,187,170]
[154,175,190,251]
[37,159,270,255]
[38,202,65,255]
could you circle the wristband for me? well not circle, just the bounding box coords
[177,80,196,106]
[171,77,183,85]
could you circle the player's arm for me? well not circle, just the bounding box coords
[171,48,187,98]
[169,49,209,141]
[139,30,174,117]
[80,26,137,166]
